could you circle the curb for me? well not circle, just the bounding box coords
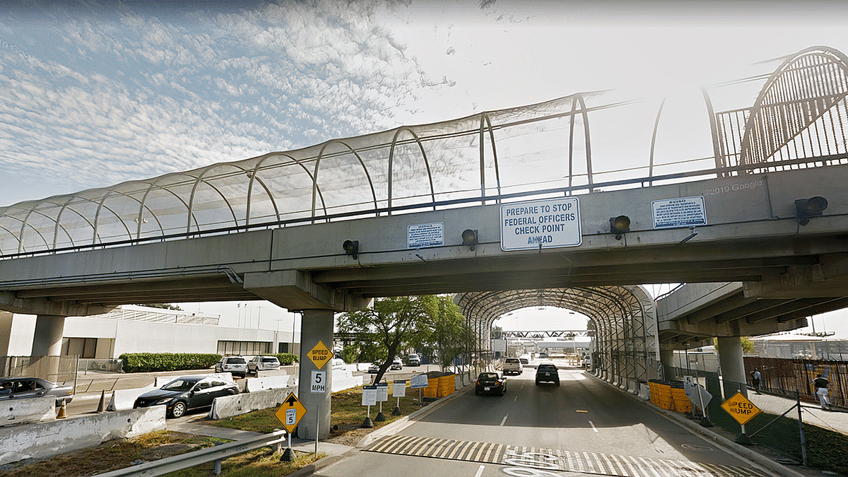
[584,372,807,477]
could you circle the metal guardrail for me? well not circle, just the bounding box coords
[93,429,287,476]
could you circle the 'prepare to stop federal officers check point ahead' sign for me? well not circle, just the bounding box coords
[500,197,581,251]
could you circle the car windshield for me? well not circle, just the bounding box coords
[505,358,519,363]
[161,379,200,391]
[479,373,499,380]
[538,365,557,371]
[261,358,277,363]
[227,358,246,364]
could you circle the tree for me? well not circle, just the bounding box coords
[337,295,438,383]
[136,303,183,311]
[428,296,473,372]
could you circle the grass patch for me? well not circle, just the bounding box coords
[746,411,848,475]
[162,449,324,477]
[0,431,226,477]
[211,384,432,437]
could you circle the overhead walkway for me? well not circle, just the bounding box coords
[2,46,848,438]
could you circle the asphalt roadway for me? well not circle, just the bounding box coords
[314,367,779,477]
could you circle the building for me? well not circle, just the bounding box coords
[0,305,301,359]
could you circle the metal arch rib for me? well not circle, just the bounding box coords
[310,140,378,223]
[387,127,436,215]
[245,154,282,226]
[185,166,241,234]
[92,189,136,246]
[138,174,197,239]
[740,46,848,166]
[480,113,503,202]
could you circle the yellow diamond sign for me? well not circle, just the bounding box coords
[720,392,761,425]
[275,392,307,433]
[308,340,332,369]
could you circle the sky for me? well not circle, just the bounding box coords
[2,0,848,337]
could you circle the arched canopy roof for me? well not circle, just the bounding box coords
[3,46,847,257]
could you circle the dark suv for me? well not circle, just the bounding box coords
[535,363,560,386]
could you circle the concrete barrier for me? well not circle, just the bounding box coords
[0,396,55,427]
[107,384,156,411]
[244,375,293,393]
[255,369,287,378]
[331,368,362,392]
[209,386,297,420]
[0,407,165,465]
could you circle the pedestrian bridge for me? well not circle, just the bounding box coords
[3,46,848,438]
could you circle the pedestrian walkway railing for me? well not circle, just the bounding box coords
[92,429,286,476]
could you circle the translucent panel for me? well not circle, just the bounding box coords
[1,46,845,255]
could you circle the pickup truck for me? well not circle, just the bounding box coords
[502,357,523,375]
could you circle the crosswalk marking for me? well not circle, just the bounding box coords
[365,434,771,477]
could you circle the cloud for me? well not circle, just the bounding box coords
[0,0,431,206]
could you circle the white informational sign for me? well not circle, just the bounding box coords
[492,339,506,352]
[408,222,444,249]
[410,374,429,389]
[285,408,297,426]
[500,197,581,251]
[651,196,707,229]
[362,385,377,406]
[393,380,406,397]
[377,382,389,401]
[310,371,326,394]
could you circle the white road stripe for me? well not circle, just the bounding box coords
[588,420,598,432]
[474,465,485,477]
[500,414,508,426]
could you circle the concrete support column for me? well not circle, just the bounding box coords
[297,309,333,440]
[659,349,674,381]
[31,315,65,356]
[717,336,746,399]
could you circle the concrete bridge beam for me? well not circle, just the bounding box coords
[0,291,112,317]
[243,270,370,312]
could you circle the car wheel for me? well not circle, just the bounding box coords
[555,381,560,387]
[500,388,505,396]
[170,401,187,418]
[535,381,541,385]
[475,389,481,396]
[227,389,237,395]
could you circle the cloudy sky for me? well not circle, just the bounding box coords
[2,0,848,336]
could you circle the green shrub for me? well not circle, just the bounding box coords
[119,353,222,373]
[274,353,299,365]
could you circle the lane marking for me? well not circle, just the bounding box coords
[588,420,598,432]
[500,414,509,426]
[513,396,517,401]
[474,464,484,477]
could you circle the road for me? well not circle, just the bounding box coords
[316,367,772,477]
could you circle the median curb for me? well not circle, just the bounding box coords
[356,383,474,448]
[584,372,807,477]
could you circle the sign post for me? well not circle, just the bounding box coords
[374,382,388,422]
[275,392,307,461]
[361,385,377,428]
[392,379,406,416]
[720,392,761,444]
[411,373,429,406]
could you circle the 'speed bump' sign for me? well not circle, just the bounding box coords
[720,392,761,425]
[308,340,331,369]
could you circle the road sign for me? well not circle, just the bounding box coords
[683,376,712,408]
[307,340,331,369]
[410,373,429,389]
[311,371,326,394]
[720,392,761,425]
[393,380,406,397]
[500,197,581,251]
[362,385,377,406]
[377,382,388,401]
[275,392,307,433]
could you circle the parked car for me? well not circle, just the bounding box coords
[391,357,403,370]
[0,377,74,406]
[247,356,280,374]
[367,363,380,373]
[502,357,523,376]
[475,372,506,396]
[519,357,529,365]
[535,363,560,386]
[214,356,247,378]
[407,354,421,366]
[133,375,239,418]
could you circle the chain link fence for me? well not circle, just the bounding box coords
[1,355,78,387]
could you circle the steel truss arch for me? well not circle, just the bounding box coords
[454,285,660,389]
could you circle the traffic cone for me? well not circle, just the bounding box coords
[96,390,106,413]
